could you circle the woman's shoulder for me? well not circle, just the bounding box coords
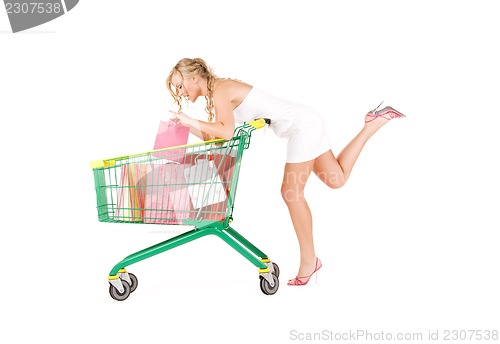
[214,78,253,102]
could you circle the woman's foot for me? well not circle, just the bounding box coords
[287,257,322,286]
[365,102,406,124]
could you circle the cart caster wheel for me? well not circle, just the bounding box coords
[126,273,138,293]
[109,280,131,301]
[260,274,279,295]
[271,262,280,277]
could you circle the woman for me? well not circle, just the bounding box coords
[166,57,405,286]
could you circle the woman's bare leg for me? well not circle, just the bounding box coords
[281,160,319,281]
[313,115,391,188]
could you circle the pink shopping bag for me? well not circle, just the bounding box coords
[152,120,190,161]
[142,163,194,224]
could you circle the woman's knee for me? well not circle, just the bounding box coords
[328,176,346,189]
[281,185,305,204]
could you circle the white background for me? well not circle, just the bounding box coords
[1,1,499,343]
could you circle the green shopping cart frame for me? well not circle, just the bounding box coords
[91,119,279,301]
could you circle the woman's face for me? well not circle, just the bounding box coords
[171,72,200,103]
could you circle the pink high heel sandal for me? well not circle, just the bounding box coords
[287,258,322,286]
[365,101,406,123]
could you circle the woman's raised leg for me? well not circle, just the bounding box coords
[313,112,397,188]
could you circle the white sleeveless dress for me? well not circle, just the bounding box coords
[232,87,331,163]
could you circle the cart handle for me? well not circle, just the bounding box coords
[247,118,270,130]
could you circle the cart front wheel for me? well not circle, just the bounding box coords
[109,280,131,301]
[260,274,279,295]
[126,273,138,293]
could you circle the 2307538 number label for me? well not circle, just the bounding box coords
[444,330,498,341]
[5,2,62,14]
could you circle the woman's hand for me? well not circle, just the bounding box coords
[169,110,195,127]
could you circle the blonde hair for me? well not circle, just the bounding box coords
[166,58,218,122]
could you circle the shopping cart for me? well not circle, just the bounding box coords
[91,119,279,301]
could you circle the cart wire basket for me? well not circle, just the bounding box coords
[91,119,279,300]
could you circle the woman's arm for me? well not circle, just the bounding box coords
[169,111,234,141]
[169,86,236,141]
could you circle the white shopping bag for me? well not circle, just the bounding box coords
[183,159,227,209]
